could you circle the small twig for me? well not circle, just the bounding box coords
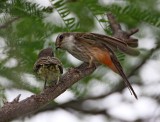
[13,94,21,103]
[127,28,139,36]
[106,12,121,33]
[107,12,139,40]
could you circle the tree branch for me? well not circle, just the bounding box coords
[107,12,139,42]
[0,63,95,122]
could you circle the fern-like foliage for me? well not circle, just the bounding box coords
[106,4,160,28]
[0,1,160,121]
[52,0,79,31]
[7,0,43,18]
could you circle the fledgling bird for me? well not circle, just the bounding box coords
[55,32,139,99]
[33,47,63,88]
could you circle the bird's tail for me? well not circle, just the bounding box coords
[94,47,138,99]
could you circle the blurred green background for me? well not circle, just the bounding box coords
[0,0,160,122]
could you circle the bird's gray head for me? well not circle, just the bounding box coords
[55,33,76,50]
[38,47,54,58]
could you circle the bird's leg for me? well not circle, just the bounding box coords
[88,56,96,69]
[44,78,47,89]
[88,56,93,68]
[56,76,60,85]
[50,76,59,87]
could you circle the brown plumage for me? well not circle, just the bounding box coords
[55,32,139,99]
[33,47,63,88]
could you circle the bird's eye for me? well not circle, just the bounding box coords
[59,35,64,40]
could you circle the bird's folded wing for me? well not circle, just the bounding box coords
[80,33,140,56]
[49,57,63,74]
[33,57,63,74]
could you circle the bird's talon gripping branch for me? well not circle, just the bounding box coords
[56,77,60,84]
[43,78,47,89]
[88,56,94,68]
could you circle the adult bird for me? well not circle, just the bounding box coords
[55,32,139,99]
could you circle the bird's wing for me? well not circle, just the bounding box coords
[33,57,63,74]
[49,57,63,74]
[78,33,139,56]
[33,57,48,72]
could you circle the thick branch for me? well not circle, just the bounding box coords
[0,63,95,122]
